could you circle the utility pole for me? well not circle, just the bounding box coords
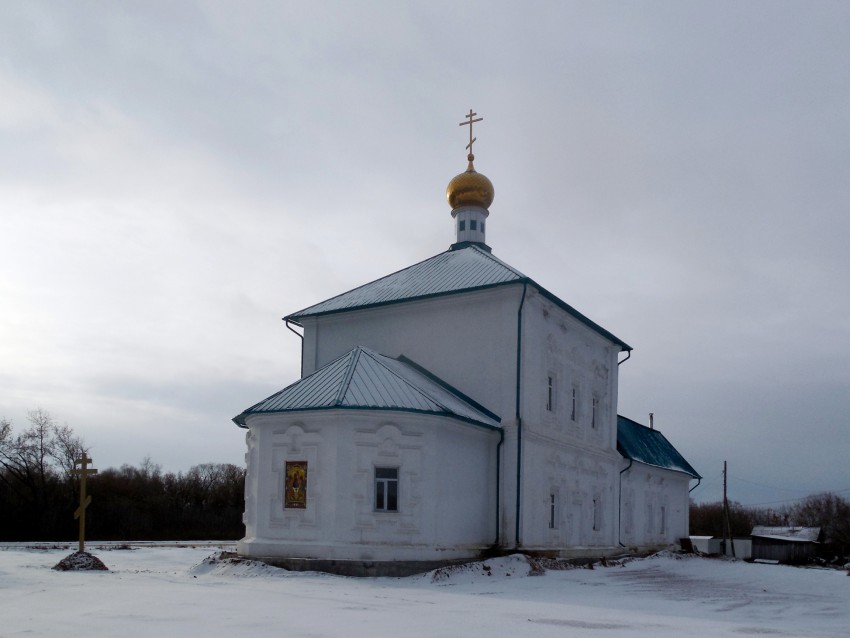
[722,460,736,558]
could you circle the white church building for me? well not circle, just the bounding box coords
[234,113,700,576]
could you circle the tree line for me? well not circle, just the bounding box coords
[0,410,245,541]
[690,493,850,559]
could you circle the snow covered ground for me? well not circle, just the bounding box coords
[1,544,846,637]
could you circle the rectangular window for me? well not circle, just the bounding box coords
[284,461,308,509]
[571,387,577,421]
[592,497,600,531]
[459,220,466,231]
[591,396,598,428]
[470,220,477,230]
[546,376,554,411]
[549,493,556,529]
[660,506,667,535]
[375,467,398,512]
[480,222,485,233]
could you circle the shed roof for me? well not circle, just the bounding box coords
[286,245,631,351]
[617,415,701,479]
[751,526,821,543]
[233,346,501,430]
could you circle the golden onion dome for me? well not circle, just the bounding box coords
[446,154,494,210]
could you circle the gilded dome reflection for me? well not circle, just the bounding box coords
[446,157,494,209]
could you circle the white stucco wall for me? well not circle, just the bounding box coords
[519,438,620,549]
[519,289,621,453]
[513,289,625,553]
[294,282,632,556]
[276,277,695,559]
[239,409,499,562]
[619,462,692,549]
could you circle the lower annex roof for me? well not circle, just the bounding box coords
[233,346,501,430]
[617,415,701,479]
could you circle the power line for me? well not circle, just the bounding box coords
[692,464,850,506]
[728,474,817,493]
[728,474,850,497]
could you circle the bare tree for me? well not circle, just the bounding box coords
[52,422,89,480]
[0,409,89,505]
[2,410,247,541]
[0,411,51,499]
[791,492,850,557]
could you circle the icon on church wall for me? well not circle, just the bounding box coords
[284,461,308,509]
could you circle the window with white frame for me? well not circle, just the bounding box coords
[660,506,667,535]
[549,493,557,529]
[375,467,398,512]
[546,376,554,412]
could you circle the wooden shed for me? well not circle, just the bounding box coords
[750,526,822,564]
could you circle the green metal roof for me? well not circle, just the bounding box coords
[617,415,701,479]
[233,346,501,430]
[286,245,631,351]
[286,245,524,319]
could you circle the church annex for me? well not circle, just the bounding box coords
[233,111,700,575]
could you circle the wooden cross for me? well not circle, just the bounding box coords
[459,108,483,157]
[72,455,98,553]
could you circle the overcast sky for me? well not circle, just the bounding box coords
[2,1,848,507]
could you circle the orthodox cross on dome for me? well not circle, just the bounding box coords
[459,109,483,160]
[447,108,494,252]
[72,454,98,553]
